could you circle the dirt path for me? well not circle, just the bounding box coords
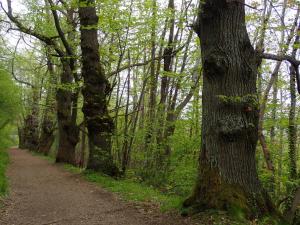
[0,148,194,225]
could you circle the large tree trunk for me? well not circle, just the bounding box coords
[183,0,276,218]
[19,87,40,151]
[79,0,119,176]
[38,54,56,155]
[55,60,79,164]
[18,114,39,150]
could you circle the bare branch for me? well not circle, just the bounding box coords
[47,0,73,56]
[108,42,188,77]
[261,53,300,66]
[1,0,64,57]
[11,36,35,87]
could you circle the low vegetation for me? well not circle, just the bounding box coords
[0,149,9,197]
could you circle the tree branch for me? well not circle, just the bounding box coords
[1,0,64,57]
[175,59,202,115]
[261,53,300,66]
[47,0,73,56]
[11,36,35,87]
[107,42,187,77]
[261,52,300,94]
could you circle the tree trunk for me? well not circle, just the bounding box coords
[79,0,119,176]
[77,123,86,168]
[276,89,285,197]
[38,54,56,155]
[157,0,175,147]
[288,65,298,180]
[184,0,276,218]
[19,86,40,151]
[285,187,300,224]
[55,60,79,164]
[19,114,39,151]
[145,0,158,150]
[121,63,131,173]
[287,21,300,180]
[270,76,278,143]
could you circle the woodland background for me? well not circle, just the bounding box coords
[0,0,299,224]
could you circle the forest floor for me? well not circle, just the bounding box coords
[0,148,196,225]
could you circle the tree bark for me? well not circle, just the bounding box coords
[184,0,276,218]
[38,52,56,155]
[288,65,298,180]
[55,60,79,164]
[18,114,39,151]
[270,76,278,144]
[19,85,40,151]
[145,0,158,150]
[157,0,175,147]
[288,21,300,180]
[79,0,119,176]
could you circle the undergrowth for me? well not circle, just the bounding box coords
[64,164,183,212]
[0,148,9,198]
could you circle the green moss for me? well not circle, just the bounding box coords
[182,163,284,224]
[217,94,259,109]
[183,165,249,217]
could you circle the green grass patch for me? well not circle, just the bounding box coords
[0,148,9,197]
[63,164,183,212]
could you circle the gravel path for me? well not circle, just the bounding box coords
[0,148,194,225]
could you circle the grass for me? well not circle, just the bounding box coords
[0,148,9,198]
[63,164,184,212]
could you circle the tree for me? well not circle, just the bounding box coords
[78,0,119,176]
[183,0,276,218]
[3,0,80,164]
[38,50,57,155]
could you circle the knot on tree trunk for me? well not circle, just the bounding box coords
[204,53,229,79]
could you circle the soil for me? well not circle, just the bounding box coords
[0,148,196,225]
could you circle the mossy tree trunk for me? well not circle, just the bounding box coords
[79,0,119,176]
[184,0,276,218]
[55,60,79,164]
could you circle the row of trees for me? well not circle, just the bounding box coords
[1,0,300,223]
